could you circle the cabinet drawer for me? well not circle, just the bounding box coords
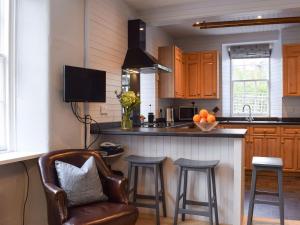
[252,126,279,135]
[281,126,300,136]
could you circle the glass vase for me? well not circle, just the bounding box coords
[121,115,133,129]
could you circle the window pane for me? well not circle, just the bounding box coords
[232,80,269,116]
[0,56,5,150]
[232,58,269,80]
[0,103,5,150]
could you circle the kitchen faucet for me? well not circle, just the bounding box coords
[243,104,254,122]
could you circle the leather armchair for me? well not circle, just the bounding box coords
[38,149,138,225]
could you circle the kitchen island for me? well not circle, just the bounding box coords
[94,126,247,225]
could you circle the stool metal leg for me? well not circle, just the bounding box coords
[173,167,183,225]
[159,164,167,217]
[207,168,213,225]
[127,162,133,200]
[133,166,139,203]
[182,170,188,221]
[211,168,219,225]
[247,167,257,225]
[277,168,284,225]
[154,165,160,225]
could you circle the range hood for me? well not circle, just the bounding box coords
[122,19,172,74]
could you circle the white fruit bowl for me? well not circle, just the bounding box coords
[194,121,219,132]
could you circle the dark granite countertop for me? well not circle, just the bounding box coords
[174,118,300,125]
[94,127,247,138]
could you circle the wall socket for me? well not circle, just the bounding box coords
[99,105,108,116]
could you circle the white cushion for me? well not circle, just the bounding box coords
[55,156,107,206]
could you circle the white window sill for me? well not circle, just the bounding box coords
[0,151,46,166]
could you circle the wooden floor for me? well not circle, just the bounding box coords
[136,214,300,225]
[136,174,300,224]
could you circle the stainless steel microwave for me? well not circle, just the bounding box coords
[179,106,198,121]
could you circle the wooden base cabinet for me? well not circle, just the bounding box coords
[281,136,297,171]
[223,124,300,172]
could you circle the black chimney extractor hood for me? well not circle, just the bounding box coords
[122,19,172,74]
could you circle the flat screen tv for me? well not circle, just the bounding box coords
[64,65,106,102]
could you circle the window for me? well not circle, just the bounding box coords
[231,57,270,117]
[0,0,14,151]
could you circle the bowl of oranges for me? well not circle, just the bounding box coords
[193,109,218,132]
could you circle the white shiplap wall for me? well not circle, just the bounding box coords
[86,0,173,122]
[86,0,136,123]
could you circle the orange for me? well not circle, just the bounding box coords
[193,114,201,123]
[200,118,207,123]
[207,114,216,123]
[199,109,208,118]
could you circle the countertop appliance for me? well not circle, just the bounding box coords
[166,107,174,125]
[179,106,198,121]
[122,19,172,74]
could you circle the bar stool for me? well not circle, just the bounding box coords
[247,156,284,225]
[125,155,167,225]
[173,158,219,225]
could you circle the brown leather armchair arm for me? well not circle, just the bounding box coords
[103,174,129,204]
[44,182,68,223]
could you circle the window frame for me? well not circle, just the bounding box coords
[230,57,271,117]
[0,0,16,152]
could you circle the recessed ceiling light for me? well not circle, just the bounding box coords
[257,15,262,19]
[195,21,201,25]
[139,27,144,31]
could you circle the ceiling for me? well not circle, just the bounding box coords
[162,9,300,38]
[124,0,200,11]
[124,0,300,38]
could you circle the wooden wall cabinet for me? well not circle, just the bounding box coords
[158,45,185,98]
[283,44,300,96]
[184,53,200,98]
[159,46,219,99]
[200,51,219,99]
[184,51,219,99]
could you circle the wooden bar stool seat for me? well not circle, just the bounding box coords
[173,158,219,225]
[125,155,167,225]
[247,156,284,225]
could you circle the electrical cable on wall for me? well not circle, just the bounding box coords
[20,162,29,225]
[70,102,101,149]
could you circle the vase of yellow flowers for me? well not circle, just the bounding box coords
[115,90,140,129]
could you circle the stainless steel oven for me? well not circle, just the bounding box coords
[179,106,198,121]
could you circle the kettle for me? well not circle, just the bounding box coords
[166,107,174,125]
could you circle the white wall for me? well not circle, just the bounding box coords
[48,0,85,149]
[0,1,85,225]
